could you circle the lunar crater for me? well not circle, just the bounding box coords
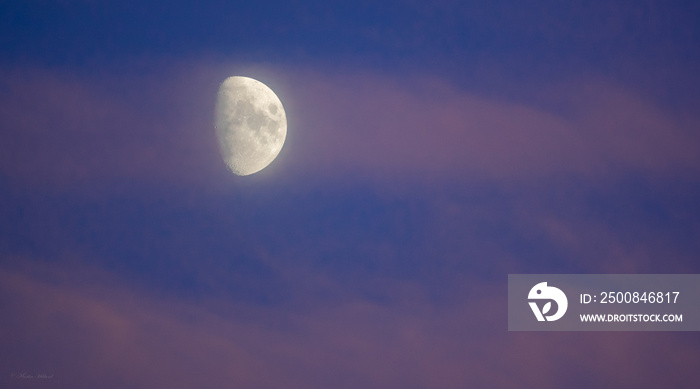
[215,76,287,176]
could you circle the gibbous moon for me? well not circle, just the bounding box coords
[215,76,287,176]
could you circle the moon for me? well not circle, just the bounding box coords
[215,76,287,176]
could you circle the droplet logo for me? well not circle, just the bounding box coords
[528,282,568,322]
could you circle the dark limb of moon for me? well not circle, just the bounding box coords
[215,76,287,176]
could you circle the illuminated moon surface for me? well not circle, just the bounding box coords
[215,76,287,176]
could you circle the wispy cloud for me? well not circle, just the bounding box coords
[1,63,698,188]
[290,71,700,181]
[1,262,698,388]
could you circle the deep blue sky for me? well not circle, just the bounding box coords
[1,1,700,387]
[4,1,699,88]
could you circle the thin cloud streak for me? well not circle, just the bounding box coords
[292,71,700,180]
[1,64,698,188]
[1,263,698,388]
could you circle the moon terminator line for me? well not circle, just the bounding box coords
[215,76,287,176]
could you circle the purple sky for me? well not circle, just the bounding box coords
[1,1,700,387]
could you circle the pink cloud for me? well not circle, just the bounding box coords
[289,71,700,181]
[1,262,698,388]
[0,66,222,188]
[1,64,698,187]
